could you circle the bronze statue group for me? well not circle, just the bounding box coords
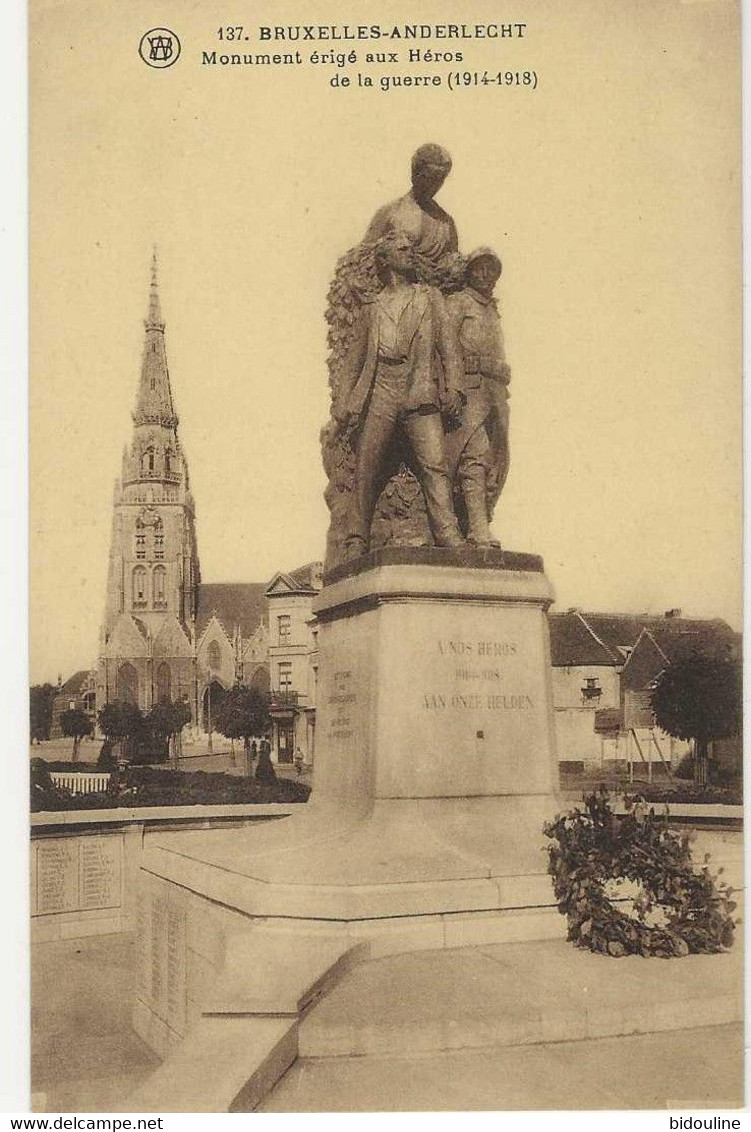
[322,144,511,569]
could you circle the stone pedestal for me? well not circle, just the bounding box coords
[134,549,564,1075]
[315,547,558,804]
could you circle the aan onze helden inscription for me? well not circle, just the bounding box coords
[423,638,534,712]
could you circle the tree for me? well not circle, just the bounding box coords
[145,699,192,768]
[170,699,192,768]
[59,708,93,762]
[214,685,270,775]
[30,683,56,743]
[143,701,175,764]
[97,700,144,761]
[650,656,742,788]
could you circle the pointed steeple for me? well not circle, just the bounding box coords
[133,248,178,429]
[146,247,164,330]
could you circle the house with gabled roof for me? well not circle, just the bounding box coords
[548,608,740,771]
[49,670,97,740]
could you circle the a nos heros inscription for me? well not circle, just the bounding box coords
[423,638,534,712]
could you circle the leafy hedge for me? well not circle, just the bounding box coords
[543,790,736,958]
[30,762,310,812]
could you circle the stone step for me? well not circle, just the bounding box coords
[299,938,743,1059]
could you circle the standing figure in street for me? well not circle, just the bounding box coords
[333,233,466,559]
[444,248,511,547]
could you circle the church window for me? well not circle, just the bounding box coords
[207,641,221,672]
[278,615,291,643]
[132,566,147,607]
[154,530,164,560]
[153,565,167,607]
[117,663,139,705]
[165,450,172,475]
[155,662,171,704]
[141,448,156,476]
[135,532,146,559]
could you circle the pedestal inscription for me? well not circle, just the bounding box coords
[32,835,124,917]
[136,879,187,1039]
[313,562,558,804]
[80,837,121,910]
[376,601,556,797]
[35,841,78,914]
[166,900,187,1035]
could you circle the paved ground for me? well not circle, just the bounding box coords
[257,933,744,1111]
[31,934,159,1113]
[33,926,745,1113]
[260,1025,744,1111]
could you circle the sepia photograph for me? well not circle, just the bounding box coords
[24,0,743,1115]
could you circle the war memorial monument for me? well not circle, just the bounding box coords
[128,146,569,1109]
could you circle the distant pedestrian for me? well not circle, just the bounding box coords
[293,746,304,776]
[255,738,278,786]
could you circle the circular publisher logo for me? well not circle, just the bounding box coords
[139,28,181,69]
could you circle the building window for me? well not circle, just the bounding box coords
[207,641,221,672]
[132,566,147,607]
[278,662,292,691]
[141,448,155,476]
[278,615,291,644]
[154,530,164,560]
[135,532,146,559]
[581,677,602,702]
[153,565,166,607]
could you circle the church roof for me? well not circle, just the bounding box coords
[196,582,268,641]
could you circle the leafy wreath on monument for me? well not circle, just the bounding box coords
[543,790,736,958]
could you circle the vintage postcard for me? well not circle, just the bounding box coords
[27,0,742,1116]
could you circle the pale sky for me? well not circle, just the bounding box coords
[30,0,742,685]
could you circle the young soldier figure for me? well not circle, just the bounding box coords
[333,233,466,558]
[444,248,511,547]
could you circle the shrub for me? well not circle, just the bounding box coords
[674,753,694,780]
[97,740,116,770]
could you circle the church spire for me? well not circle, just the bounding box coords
[147,246,164,331]
[133,248,177,429]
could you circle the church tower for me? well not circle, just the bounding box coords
[96,253,200,716]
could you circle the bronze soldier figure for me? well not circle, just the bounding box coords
[444,248,511,547]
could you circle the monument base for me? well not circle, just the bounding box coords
[132,551,564,1086]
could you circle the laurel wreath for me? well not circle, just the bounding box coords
[543,790,736,958]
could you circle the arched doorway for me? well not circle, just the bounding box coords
[202,680,226,732]
[116,662,139,705]
[155,661,172,704]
